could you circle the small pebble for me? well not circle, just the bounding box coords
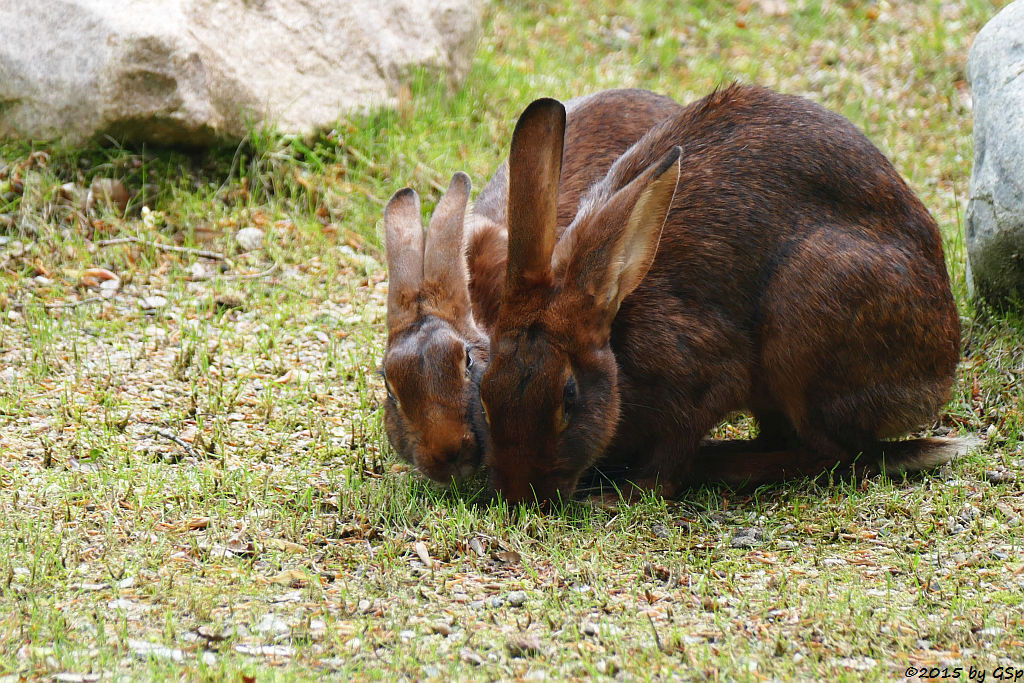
[960,505,981,520]
[430,622,453,636]
[985,469,1016,484]
[506,590,528,607]
[731,527,765,548]
[236,227,265,251]
[254,613,289,635]
[506,636,542,657]
[89,178,130,215]
[190,262,217,280]
[139,295,168,311]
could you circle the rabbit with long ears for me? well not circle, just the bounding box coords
[382,89,683,485]
[480,84,970,505]
[383,172,490,484]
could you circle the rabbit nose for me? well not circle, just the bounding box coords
[490,469,543,506]
[417,454,459,483]
[418,447,472,481]
[417,441,469,478]
[416,433,476,484]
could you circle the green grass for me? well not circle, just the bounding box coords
[1,0,1022,679]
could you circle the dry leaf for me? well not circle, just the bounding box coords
[268,538,305,554]
[507,636,542,658]
[81,267,119,288]
[493,550,521,564]
[267,569,308,587]
[414,541,433,568]
[430,622,453,636]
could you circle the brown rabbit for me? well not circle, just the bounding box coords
[381,89,682,484]
[480,84,971,504]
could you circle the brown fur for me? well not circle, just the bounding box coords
[382,90,682,484]
[480,84,965,504]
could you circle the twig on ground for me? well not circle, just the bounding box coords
[213,262,280,281]
[44,296,108,309]
[11,295,109,311]
[96,236,230,262]
[647,614,666,653]
[217,132,251,196]
[154,429,196,460]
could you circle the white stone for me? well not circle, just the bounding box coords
[127,639,185,663]
[235,227,265,252]
[139,296,168,310]
[0,0,482,146]
[966,0,1024,307]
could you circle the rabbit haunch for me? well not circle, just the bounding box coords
[381,89,682,484]
[480,84,968,504]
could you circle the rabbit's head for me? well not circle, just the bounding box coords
[382,173,490,484]
[479,99,680,505]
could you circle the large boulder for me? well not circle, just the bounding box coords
[966,0,1024,308]
[0,0,482,147]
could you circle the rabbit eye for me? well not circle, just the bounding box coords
[557,374,578,432]
[563,375,578,408]
[384,377,399,406]
[465,346,474,375]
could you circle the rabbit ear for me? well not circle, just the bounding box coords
[560,147,681,324]
[506,98,566,293]
[422,172,472,322]
[384,187,425,334]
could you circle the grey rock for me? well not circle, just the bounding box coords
[985,468,1016,484]
[127,639,185,663]
[254,612,290,635]
[0,0,483,147]
[235,227,265,252]
[506,590,528,607]
[966,0,1024,307]
[730,526,765,548]
[139,295,168,311]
